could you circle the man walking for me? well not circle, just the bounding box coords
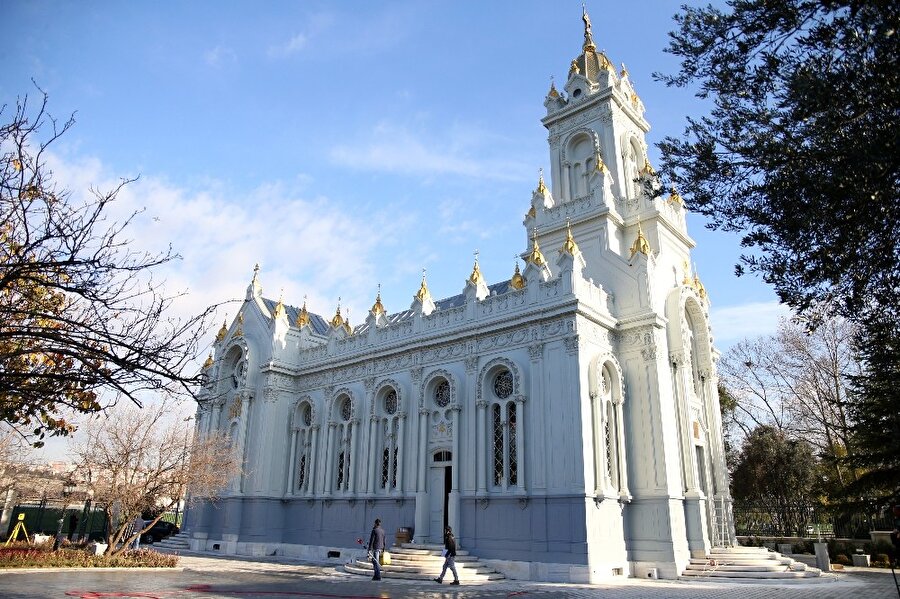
[367,518,386,581]
[434,525,460,585]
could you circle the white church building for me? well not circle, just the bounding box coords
[186,8,735,582]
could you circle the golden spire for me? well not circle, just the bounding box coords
[414,269,431,302]
[273,289,285,319]
[682,260,693,286]
[582,3,596,51]
[639,157,656,177]
[536,168,547,195]
[202,352,214,369]
[630,221,652,258]
[370,284,386,317]
[570,59,580,75]
[235,312,244,337]
[330,299,344,328]
[693,265,707,299]
[215,317,228,342]
[510,261,525,290]
[594,148,607,173]
[469,250,485,285]
[559,220,580,255]
[667,186,684,206]
[343,308,352,335]
[296,296,310,327]
[548,77,559,98]
[526,205,536,219]
[620,62,629,78]
[527,228,547,267]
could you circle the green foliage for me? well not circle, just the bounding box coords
[731,426,818,504]
[833,554,850,565]
[658,0,899,324]
[661,0,900,508]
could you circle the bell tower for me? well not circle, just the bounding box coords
[526,5,693,317]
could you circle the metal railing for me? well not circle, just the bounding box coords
[733,502,893,539]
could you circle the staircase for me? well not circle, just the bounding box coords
[682,546,822,579]
[344,543,505,582]
[153,531,191,552]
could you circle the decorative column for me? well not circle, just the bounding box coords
[287,426,298,495]
[527,342,545,490]
[448,404,461,543]
[614,398,630,499]
[367,415,379,495]
[238,391,254,494]
[396,412,407,492]
[475,399,488,496]
[308,424,320,496]
[348,418,360,493]
[671,350,696,492]
[324,422,336,496]
[514,394,526,494]
[414,406,429,542]
[363,377,376,494]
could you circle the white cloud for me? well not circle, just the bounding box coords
[330,121,530,181]
[268,33,308,58]
[204,45,237,68]
[710,301,791,348]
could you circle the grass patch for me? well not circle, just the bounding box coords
[0,541,179,568]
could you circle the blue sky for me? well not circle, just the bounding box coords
[2,1,787,457]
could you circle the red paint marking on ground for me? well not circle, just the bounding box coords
[67,587,386,599]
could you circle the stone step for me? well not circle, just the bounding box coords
[344,561,505,581]
[710,546,777,555]
[395,543,470,556]
[385,552,479,564]
[682,569,821,579]
[689,557,794,566]
[351,558,496,575]
[685,563,793,572]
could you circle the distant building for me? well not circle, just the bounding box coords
[187,8,734,582]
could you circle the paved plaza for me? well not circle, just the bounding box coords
[0,552,898,599]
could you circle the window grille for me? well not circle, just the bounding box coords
[298,455,307,490]
[337,451,345,488]
[340,398,351,421]
[434,380,450,407]
[384,390,398,414]
[508,403,517,486]
[493,370,513,399]
[381,447,390,489]
[492,404,503,486]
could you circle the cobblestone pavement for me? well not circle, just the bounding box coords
[0,551,897,598]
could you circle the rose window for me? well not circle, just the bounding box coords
[493,370,513,399]
[340,399,352,421]
[434,380,450,407]
[384,390,398,415]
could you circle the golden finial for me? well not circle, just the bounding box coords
[639,157,656,176]
[560,220,580,255]
[570,59,580,75]
[215,317,228,342]
[582,3,596,51]
[682,260,693,286]
[548,77,559,98]
[667,186,683,206]
[527,228,547,267]
[415,269,431,302]
[273,289,285,319]
[202,352,214,369]
[526,205,536,220]
[343,308,352,335]
[235,312,244,337]
[630,221,652,258]
[510,260,525,290]
[594,149,607,173]
[370,284,386,317]
[469,250,485,285]
[536,168,547,195]
[620,62,629,78]
[694,272,707,299]
[330,298,344,328]
[296,295,310,327]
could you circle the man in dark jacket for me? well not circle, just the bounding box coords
[434,525,460,585]
[367,518,386,581]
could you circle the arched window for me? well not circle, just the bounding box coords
[591,360,628,496]
[490,368,517,489]
[334,394,353,492]
[294,402,313,493]
[378,388,400,492]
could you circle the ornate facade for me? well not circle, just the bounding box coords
[187,8,735,582]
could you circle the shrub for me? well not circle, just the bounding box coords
[833,554,851,565]
[0,545,178,569]
[872,554,891,568]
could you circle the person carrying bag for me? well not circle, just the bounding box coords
[366,518,386,581]
[434,525,460,585]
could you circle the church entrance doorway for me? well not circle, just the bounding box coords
[429,451,452,544]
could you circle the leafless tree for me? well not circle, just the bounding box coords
[720,317,860,487]
[1,88,218,446]
[70,401,239,556]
